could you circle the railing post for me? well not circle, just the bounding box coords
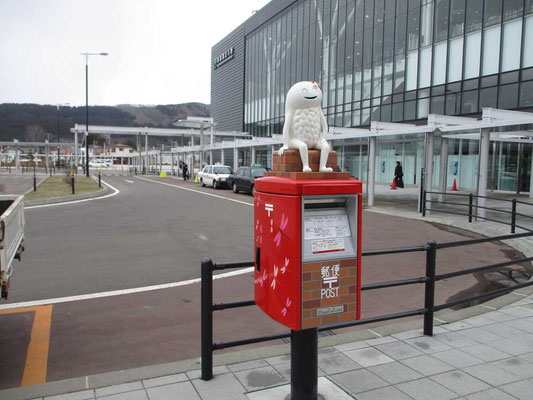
[468,194,473,223]
[511,199,517,234]
[418,168,425,213]
[422,190,427,217]
[424,241,437,336]
[201,258,214,381]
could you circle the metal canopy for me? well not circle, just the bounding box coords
[70,124,250,138]
[0,141,73,147]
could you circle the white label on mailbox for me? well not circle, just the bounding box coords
[317,305,344,316]
[304,215,350,240]
[311,238,345,254]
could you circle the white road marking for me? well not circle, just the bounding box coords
[199,234,208,241]
[125,180,134,183]
[0,267,254,310]
[25,180,120,210]
[137,176,253,207]
[434,317,447,323]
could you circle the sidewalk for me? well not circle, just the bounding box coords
[2,184,533,400]
[5,289,533,400]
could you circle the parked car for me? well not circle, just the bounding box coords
[89,160,107,168]
[227,165,270,194]
[197,164,233,189]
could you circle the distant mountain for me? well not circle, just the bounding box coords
[0,103,210,143]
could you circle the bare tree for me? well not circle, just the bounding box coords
[24,124,46,143]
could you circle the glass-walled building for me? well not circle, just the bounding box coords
[211,0,533,193]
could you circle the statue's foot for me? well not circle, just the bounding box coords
[319,167,333,172]
[302,166,312,173]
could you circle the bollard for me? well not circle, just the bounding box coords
[98,169,102,188]
[71,171,75,194]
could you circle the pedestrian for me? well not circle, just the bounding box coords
[182,162,188,181]
[394,161,404,188]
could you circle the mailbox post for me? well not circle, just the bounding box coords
[254,176,362,399]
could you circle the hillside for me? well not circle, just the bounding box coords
[0,103,210,143]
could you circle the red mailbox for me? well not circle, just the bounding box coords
[254,176,362,331]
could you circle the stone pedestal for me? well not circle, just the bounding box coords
[265,149,350,179]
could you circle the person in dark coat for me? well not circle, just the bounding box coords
[394,161,404,188]
[182,163,188,181]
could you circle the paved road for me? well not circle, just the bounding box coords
[0,173,47,196]
[0,175,530,390]
[7,175,254,303]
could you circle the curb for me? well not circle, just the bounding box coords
[24,185,111,207]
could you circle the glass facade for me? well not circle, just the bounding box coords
[244,0,533,137]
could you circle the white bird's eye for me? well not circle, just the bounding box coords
[302,88,308,94]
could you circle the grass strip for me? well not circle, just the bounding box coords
[25,176,101,200]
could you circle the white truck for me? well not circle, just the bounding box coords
[0,195,25,299]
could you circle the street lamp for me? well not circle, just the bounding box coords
[81,52,108,177]
[56,103,70,168]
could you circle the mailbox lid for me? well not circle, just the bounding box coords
[256,177,362,196]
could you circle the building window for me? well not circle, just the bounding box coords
[524,15,533,68]
[464,31,481,78]
[520,81,533,106]
[465,0,482,33]
[417,97,430,118]
[405,50,418,91]
[498,83,519,109]
[448,36,463,82]
[461,90,478,113]
[434,0,450,43]
[419,46,432,88]
[407,6,420,50]
[482,25,500,76]
[449,0,465,37]
[503,0,523,22]
[502,19,522,72]
[484,0,502,27]
[431,95,445,114]
[420,0,434,46]
[480,87,498,108]
[432,41,447,85]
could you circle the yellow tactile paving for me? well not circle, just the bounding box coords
[0,305,53,386]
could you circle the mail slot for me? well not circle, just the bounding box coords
[254,176,362,331]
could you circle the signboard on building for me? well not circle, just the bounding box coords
[213,47,234,70]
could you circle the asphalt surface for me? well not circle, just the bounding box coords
[7,175,254,303]
[0,173,46,196]
[0,175,530,390]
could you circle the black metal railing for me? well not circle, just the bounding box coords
[200,230,533,380]
[422,190,533,233]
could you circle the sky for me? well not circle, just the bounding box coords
[0,0,271,106]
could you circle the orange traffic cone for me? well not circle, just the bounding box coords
[452,178,458,191]
[391,178,397,190]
